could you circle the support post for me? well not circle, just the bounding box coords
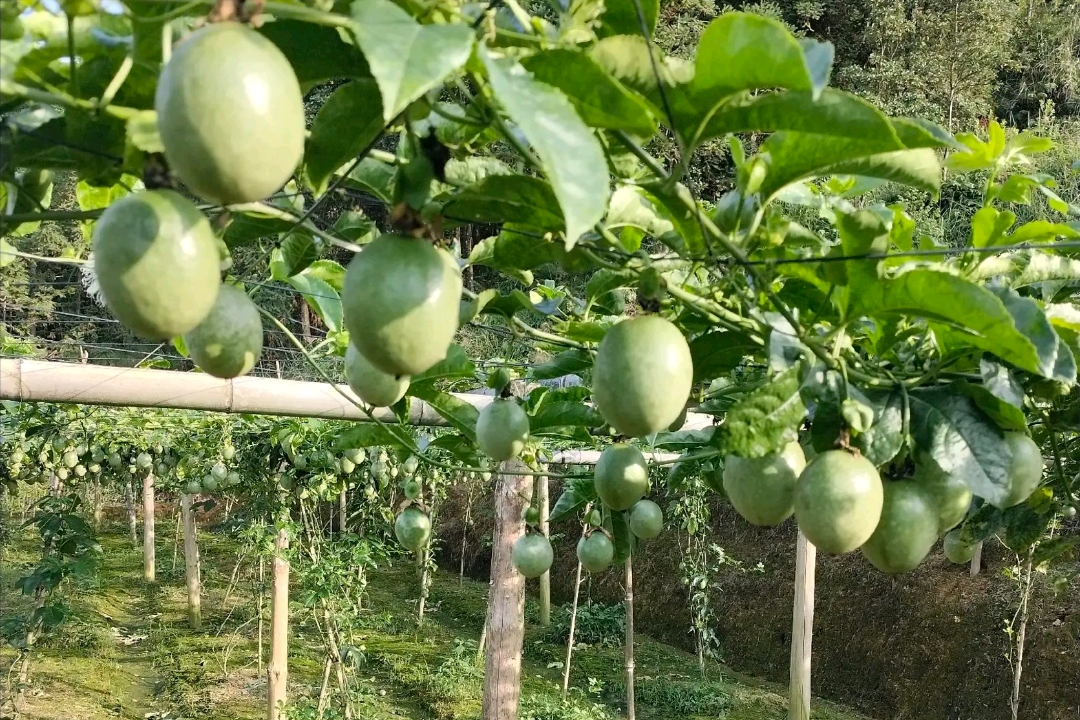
[125,478,138,545]
[181,493,201,629]
[481,460,533,720]
[142,472,156,583]
[625,553,636,720]
[268,528,290,720]
[538,473,551,627]
[970,541,983,577]
[338,488,347,533]
[789,530,816,720]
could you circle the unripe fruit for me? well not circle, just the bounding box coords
[345,343,410,407]
[512,534,553,578]
[476,399,530,461]
[996,432,1044,508]
[343,235,462,376]
[913,459,972,533]
[629,499,663,539]
[155,23,304,204]
[594,444,649,511]
[943,529,976,564]
[186,480,202,494]
[577,532,614,573]
[592,316,692,438]
[92,190,220,339]
[794,450,883,554]
[723,442,806,526]
[395,507,432,551]
[403,480,421,500]
[185,284,264,379]
[860,481,938,573]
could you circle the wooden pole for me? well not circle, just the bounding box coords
[561,561,584,701]
[268,528,290,720]
[142,472,156,583]
[789,530,816,720]
[538,474,551,627]
[181,493,202,629]
[625,553,636,720]
[0,359,708,437]
[338,488,347,533]
[970,541,983,576]
[125,478,138,545]
[481,460,533,720]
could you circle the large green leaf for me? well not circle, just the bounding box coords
[350,0,474,121]
[520,49,655,136]
[277,231,319,278]
[852,269,1062,381]
[427,433,482,467]
[908,387,1010,507]
[529,401,604,433]
[409,344,475,384]
[598,0,658,37]
[480,46,610,247]
[692,13,830,100]
[334,422,411,450]
[443,175,564,231]
[694,89,897,150]
[719,365,806,458]
[992,286,1076,383]
[407,383,480,439]
[304,79,384,195]
[549,477,596,523]
[258,20,370,91]
[758,132,941,201]
[530,349,593,380]
[1013,252,1080,288]
[688,330,759,382]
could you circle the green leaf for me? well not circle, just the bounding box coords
[304,79,384,195]
[258,20,370,91]
[409,344,475,384]
[959,502,1006,545]
[0,239,16,268]
[343,158,397,203]
[549,477,596,523]
[757,133,942,202]
[1009,220,1080,243]
[953,380,1027,432]
[407,383,480,439]
[520,49,655,136]
[286,273,342,333]
[332,210,378,244]
[992,287,1076,383]
[586,268,637,301]
[426,433,482,467]
[350,0,474,121]
[1004,504,1051,552]
[598,0,658,37]
[692,13,831,100]
[642,183,706,256]
[480,46,610,247]
[694,89,896,149]
[224,206,295,246]
[334,422,410,450]
[852,269,1064,381]
[689,330,759,382]
[649,428,718,449]
[125,110,163,153]
[1032,536,1079,567]
[530,349,593,380]
[444,156,514,187]
[459,288,499,326]
[444,175,564,231]
[279,231,318,277]
[970,206,1015,247]
[852,389,904,466]
[304,260,347,293]
[1013,252,1080,288]
[529,401,604,433]
[908,387,1010,507]
[719,365,806,458]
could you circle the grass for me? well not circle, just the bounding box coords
[0,515,874,720]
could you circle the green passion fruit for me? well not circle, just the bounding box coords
[184,284,263,379]
[860,481,938,573]
[913,459,972,533]
[342,235,463,376]
[512,533,553,578]
[403,479,421,500]
[577,532,614,573]
[592,316,693,438]
[943,528,977,564]
[594,444,649,511]
[997,432,1044,508]
[345,343,410,407]
[629,499,663,539]
[394,507,431,551]
[723,441,806,526]
[92,190,220,339]
[476,399,530,461]
[793,450,883,554]
[523,506,541,525]
[185,479,202,494]
[155,23,304,205]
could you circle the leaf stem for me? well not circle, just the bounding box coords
[228,203,364,253]
[0,79,141,121]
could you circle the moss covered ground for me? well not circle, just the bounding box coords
[0,516,872,720]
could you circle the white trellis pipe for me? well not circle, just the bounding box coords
[0,359,705,463]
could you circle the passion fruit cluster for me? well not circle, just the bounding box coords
[721,432,1045,573]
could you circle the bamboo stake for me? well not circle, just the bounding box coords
[538,474,551,627]
[181,493,202,629]
[625,554,636,720]
[142,472,155,583]
[125,478,138,545]
[267,528,290,720]
[789,530,816,720]
[561,561,584,702]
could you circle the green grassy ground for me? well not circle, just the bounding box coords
[0,518,873,720]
